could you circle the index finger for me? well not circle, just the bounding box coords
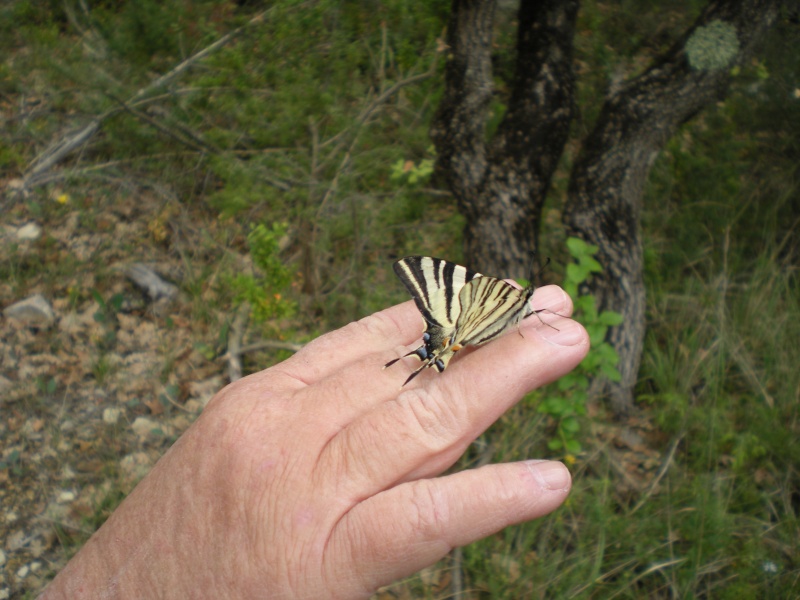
[268,300,424,388]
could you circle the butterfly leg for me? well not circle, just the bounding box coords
[401,355,439,387]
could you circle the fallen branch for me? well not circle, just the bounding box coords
[23,6,277,186]
[109,94,220,155]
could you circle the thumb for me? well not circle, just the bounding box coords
[327,460,571,595]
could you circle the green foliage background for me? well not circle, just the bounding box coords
[1,0,797,596]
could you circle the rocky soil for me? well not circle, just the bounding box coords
[1,194,232,598]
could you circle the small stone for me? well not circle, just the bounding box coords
[3,294,56,327]
[60,464,77,480]
[16,564,29,579]
[7,178,25,192]
[169,414,191,432]
[16,222,42,240]
[30,561,42,573]
[126,263,179,302]
[57,490,76,503]
[131,417,161,440]
[184,399,203,414]
[103,407,122,424]
[188,376,223,408]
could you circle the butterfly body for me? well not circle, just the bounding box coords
[385,256,538,386]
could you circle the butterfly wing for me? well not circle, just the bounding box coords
[392,256,481,331]
[451,277,534,349]
[385,256,481,383]
[424,277,534,373]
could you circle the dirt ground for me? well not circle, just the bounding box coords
[1,191,232,597]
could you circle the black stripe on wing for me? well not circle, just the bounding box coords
[392,256,480,329]
[453,277,535,347]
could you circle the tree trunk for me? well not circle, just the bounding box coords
[431,0,579,279]
[563,0,782,415]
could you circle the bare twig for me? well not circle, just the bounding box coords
[310,63,438,249]
[226,302,251,382]
[127,7,276,106]
[109,94,219,154]
[630,434,684,515]
[451,547,464,600]
[161,389,194,414]
[26,120,102,181]
[320,65,437,167]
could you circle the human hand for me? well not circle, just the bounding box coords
[42,285,588,599]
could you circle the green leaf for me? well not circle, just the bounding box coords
[389,159,407,181]
[574,295,594,314]
[581,256,603,273]
[562,416,580,433]
[572,378,589,392]
[91,288,106,307]
[557,374,577,391]
[586,324,607,346]
[596,343,620,364]
[566,236,584,255]
[565,262,585,284]
[109,293,125,312]
[539,397,569,416]
[601,363,622,382]
[566,236,592,258]
[598,310,624,326]
[568,236,598,257]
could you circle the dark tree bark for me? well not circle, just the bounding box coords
[563,0,782,415]
[431,0,579,279]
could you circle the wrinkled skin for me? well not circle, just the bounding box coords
[42,286,588,599]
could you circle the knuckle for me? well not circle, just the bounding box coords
[393,387,463,453]
[355,309,404,340]
[406,480,449,535]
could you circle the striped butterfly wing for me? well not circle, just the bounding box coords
[412,277,536,377]
[385,256,481,385]
[450,276,535,349]
[393,256,481,330]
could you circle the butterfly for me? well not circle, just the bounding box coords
[385,255,546,386]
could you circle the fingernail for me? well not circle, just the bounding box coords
[531,286,569,314]
[534,317,586,347]
[526,460,571,491]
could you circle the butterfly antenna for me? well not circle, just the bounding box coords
[527,251,551,284]
[523,252,559,331]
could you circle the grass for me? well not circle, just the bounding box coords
[384,237,798,598]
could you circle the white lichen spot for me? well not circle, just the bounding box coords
[685,20,740,71]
